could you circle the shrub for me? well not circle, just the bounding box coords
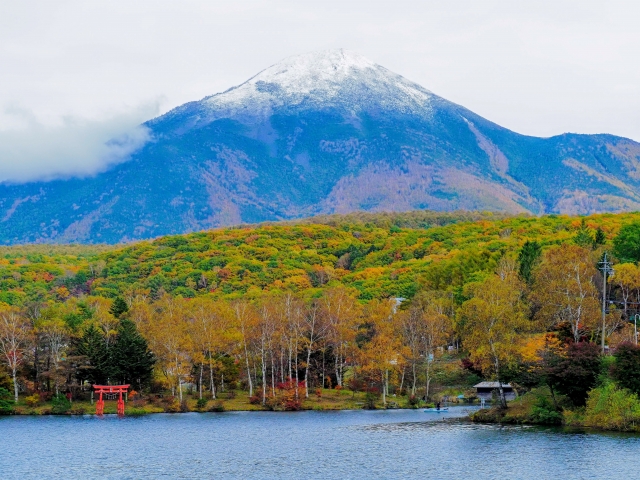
[248,395,262,405]
[196,398,208,410]
[562,408,585,427]
[263,396,278,411]
[39,391,52,402]
[363,392,377,410]
[529,395,562,425]
[0,388,14,415]
[407,395,420,408]
[208,401,225,412]
[263,380,304,411]
[25,394,41,407]
[583,383,640,431]
[164,398,181,413]
[51,394,71,414]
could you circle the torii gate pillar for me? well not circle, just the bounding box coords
[93,385,130,416]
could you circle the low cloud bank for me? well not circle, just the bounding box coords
[0,103,158,184]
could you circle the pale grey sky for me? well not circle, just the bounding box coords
[1,0,639,182]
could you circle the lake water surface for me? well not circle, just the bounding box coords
[1,406,639,479]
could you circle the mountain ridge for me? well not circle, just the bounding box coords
[2,49,640,244]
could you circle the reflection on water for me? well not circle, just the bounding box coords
[1,406,639,479]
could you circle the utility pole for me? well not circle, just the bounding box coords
[598,253,614,354]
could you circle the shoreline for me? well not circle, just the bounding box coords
[470,405,640,434]
[3,389,474,416]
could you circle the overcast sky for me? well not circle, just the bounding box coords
[1,0,639,182]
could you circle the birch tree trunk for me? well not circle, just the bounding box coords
[425,354,431,401]
[271,355,276,398]
[411,363,417,396]
[243,340,253,397]
[210,358,216,399]
[382,372,386,405]
[261,339,267,405]
[12,367,18,404]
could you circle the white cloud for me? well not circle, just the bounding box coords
[0,103,157,183]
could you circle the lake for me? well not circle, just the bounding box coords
[1,406,639,479]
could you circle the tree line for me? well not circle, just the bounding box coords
[2,218,640,411]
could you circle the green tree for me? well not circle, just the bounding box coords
[573,219,594,248]
[613,221,640,263]
[611,342,640,395]
[111,319,155,390]
[594,227,606,246]
[51,393,71,414]
[75,324,110,385]
[517,240,541,284]
[109,297,129,319]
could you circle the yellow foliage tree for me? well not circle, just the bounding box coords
[532,245,600,343]
[359,299,405,405]
[459,262,530,407]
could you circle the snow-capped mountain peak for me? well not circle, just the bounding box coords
[200,49,434,121]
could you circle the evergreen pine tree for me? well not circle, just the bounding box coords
[111,319,155,390]
[75,324,110,385]
[573,219,594,248]
[109,297,129,319]
[517,240,542,284]
[594,227,606,246]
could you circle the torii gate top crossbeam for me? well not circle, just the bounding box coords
[93,385,130,393]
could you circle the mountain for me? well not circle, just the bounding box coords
[2,49,640,244]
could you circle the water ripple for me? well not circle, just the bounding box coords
[1,407,639,479]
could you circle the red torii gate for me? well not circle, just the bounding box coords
[93,385,130,416]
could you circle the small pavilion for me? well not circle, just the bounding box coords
[473,382,516,402]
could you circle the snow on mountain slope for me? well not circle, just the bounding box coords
[181,50,435,124]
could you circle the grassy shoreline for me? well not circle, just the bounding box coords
[4,388,453,416]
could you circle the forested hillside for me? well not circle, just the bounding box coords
[1,210,634,305]
[3,210,640,422]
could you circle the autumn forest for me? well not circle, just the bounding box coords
[2,210,640,427]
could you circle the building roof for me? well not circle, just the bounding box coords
[474,382,512,389]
